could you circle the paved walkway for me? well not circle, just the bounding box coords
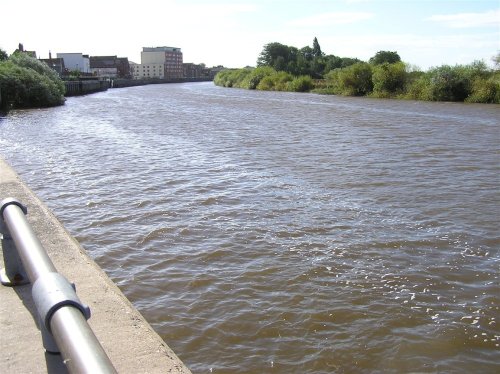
[0,158,191,373]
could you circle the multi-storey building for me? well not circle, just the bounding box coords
[132,46,183,80]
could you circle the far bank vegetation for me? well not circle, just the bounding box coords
[214,38,500,104]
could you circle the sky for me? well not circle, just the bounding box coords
[1,0,499,70]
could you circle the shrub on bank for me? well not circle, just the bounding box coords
[10,52,65,94]
[404,73,434,101]
[257,71,294,91]
[287,75,314,92]
[466,73,500,103]
[0,51,65,110]
[371,62,407,98]
[325,62,373,96]
[215,67,314,93]
[213,68,252,88]
[404,61,498,102]
[240,66,275,89]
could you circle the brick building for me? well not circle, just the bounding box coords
[133,46,183,80]
[90,56,131,78]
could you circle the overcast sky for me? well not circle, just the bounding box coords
[1,0,498,70]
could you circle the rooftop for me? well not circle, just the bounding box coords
[143,46,181,53]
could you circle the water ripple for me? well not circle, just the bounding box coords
[1,83,499,373]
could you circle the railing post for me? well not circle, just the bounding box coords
[0,198,29,286]
[0,198,117,373]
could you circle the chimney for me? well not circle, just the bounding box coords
[49,51,52,60]
[18,43,24,52]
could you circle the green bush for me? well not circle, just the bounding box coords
[10,52,65,94]
[287,75,313,92]
[323,69,342,94]
[372,62,407,97]
[325,62,373,96]
[256,71,294,91]
[0,52,65,110]
[428,65,469,101]
[240,66,275,89]
[214,68,253,88]
[466,73,500,103]
[404,74,434,101]
[404,61,492,102]
[256,74,276,90]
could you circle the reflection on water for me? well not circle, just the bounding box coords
[1,83,499,373]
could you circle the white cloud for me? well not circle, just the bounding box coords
[288,12,374,27]
[426,9,500,28]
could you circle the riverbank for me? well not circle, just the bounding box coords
[214,63,500,103]
[0,157,191,373]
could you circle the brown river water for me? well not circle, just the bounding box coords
[0,82,499,373]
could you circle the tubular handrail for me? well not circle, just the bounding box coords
[0,198,117,374]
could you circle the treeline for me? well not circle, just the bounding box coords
[0,49,65,110]
[214,39,499,104]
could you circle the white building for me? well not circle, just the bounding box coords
[131,62,165,79]
[56,53,90,73]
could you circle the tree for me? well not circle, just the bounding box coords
[312,37,323,57]
[340,57,362,68]
[369,51,401,65]
[300,46,314,61]
[323,55,342,74]
[295,53,310,75]
[493,51,500,70]
[0,49,8,61]
[257,42,298,74]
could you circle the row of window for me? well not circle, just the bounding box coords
[133,73,164,77]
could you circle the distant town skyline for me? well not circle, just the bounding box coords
[1,0,498,70]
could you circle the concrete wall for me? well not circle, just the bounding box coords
[0,157,191,374]
[64,80,109,96]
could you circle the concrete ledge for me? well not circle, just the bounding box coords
[0,158,191,373]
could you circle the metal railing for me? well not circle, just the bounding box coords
[0,198,117,374]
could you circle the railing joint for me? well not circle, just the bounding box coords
[0,197,27,218]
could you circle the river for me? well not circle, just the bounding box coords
[0,82,498,373]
